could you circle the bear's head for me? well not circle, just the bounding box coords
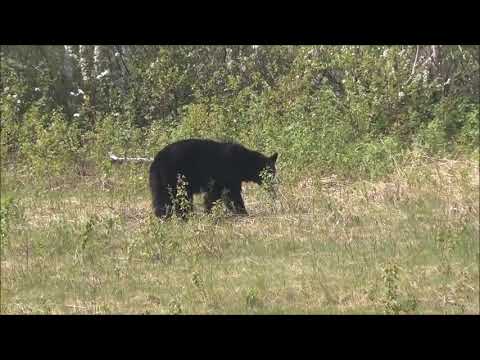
[254,152,278,186]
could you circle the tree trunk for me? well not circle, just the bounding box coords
[79,45,96,127]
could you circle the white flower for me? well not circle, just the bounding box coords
[34,87,41,92]
[398,91,405,99]
[77,89,84,95]
[115,52,120,57]
[12,94,17,99]
[73,113,80,118]
[70,91,75,96]
[16,99,21,104]
[113,112,120,117]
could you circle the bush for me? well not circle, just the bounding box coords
[1,46,478,184]
[18,108,84,181]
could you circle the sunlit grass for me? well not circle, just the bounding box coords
[1,154,478,314]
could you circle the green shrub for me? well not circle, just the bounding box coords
[19,108,83,181]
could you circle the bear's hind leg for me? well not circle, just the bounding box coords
[204,186,222,213]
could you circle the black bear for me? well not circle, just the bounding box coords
[149,139,278,218]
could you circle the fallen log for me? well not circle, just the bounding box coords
[109,153,154,164]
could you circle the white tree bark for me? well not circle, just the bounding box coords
[63,45,75,82]
[411,45,420,75]
[113,45,130,94]
[79,45,94,83]
[93,45,109,78]
[78,45,97,124]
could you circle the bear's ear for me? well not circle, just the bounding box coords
[270,153,278,163]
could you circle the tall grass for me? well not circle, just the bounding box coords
[1,151,478,314]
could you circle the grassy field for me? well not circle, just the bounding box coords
[1,153,478,314]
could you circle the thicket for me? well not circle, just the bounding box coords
[1,45,478,184]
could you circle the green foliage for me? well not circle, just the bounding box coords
[460,107,480,148]
[16,107,84,181]
[1,45,478,315]
[344,136,404,178]
[1,45,479,183]
[246,288,261,310]
[382,262,401,314]
[0,195,14,257]
[172,103,217,140]
[169,174,192,219]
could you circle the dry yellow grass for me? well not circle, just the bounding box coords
[1,155,478,314]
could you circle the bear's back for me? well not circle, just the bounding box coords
[155,138,240,163]
[151,139,252,187]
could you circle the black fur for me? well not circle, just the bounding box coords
[149,139,278,218]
